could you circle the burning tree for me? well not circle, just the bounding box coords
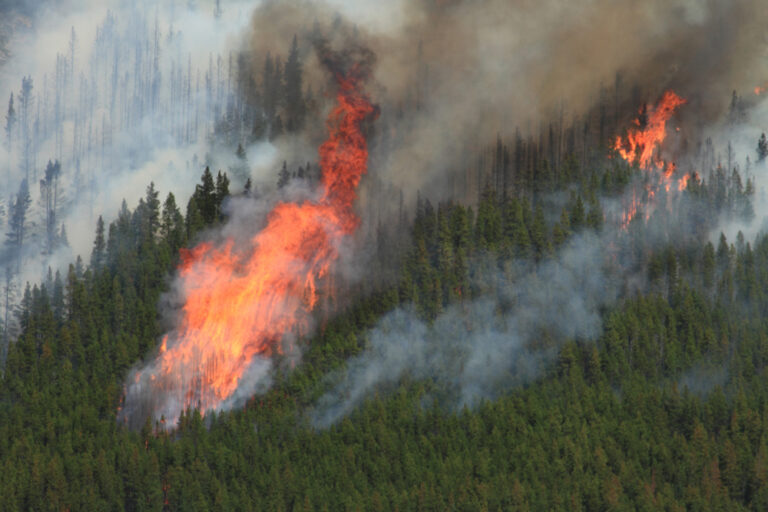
[122,44,378,428]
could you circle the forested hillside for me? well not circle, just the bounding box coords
[1,143,768,509]
[3,0,768,511]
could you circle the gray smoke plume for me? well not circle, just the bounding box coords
[6,0,768,427]
[242,0,768,202]
[312,233,615,427]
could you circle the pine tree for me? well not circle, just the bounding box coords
[5,93,15,175]
[530,203,550,260]
[40,160,62,256]
[262,53,277,122]
[1,266,15,362]
[277,161,290,189]
[271,114,284,141]
[4,93,14,142]
[144,182,161,240]
[757,133,768,163]
[58,224,68,248]
[91,216,106,269]
[570,195,586,230]
[586,198,604,231]
[229,143,249,183]
[186,195,205,239]
[195,167,217,224]
[474,191,501,249]
[215,171,230,218]
[717,233,730,270]
[161,193,186,251]
[284,35,305,132]
[18,76,33,180]
[5,179,31,274]
[511,200,531,258]
[728,90,745,125]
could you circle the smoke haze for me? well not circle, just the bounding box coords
[312,233,612,427]
[4,0,768,427]
[241,0,768,200]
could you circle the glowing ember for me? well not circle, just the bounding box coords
[614,91,686,169]
[756,84,767,96]
[125,57,375,426]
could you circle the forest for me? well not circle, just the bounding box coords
[2,0,768,511]
[2,146,768,509]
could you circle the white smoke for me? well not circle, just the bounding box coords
[312,233,613,427]
[0,0,282,335]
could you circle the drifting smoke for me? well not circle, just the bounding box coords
[120,39,378,429]
[312,234,613,427]
[121,0,768,428]
[242,0,768,200]
[7,0,768,427]
[311,87,768,427]
[0,0,276,342]
[676,364,729,397]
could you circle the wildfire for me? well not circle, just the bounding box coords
[678,171,700,191]
[125,55,376,426]
[613,91,691,231]
[619,188,652,230]
[614,90,686,169]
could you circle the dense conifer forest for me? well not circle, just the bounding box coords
[3,1,768,510]
[2,148,768,509]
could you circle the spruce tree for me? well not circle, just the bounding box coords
[277,161,290,189]
[757,133,768,163]
[144,182,161,240]
[91,216,106,269]
[5,93,15,157]
[5,179,31,274]
[284,35,305,132]
[195,167,217,224]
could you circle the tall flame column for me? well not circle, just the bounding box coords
[124,62,376,427]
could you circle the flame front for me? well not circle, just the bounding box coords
[614,90,686,169]
[613,91,689,230]
[126,68,375,426]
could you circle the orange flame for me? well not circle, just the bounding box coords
[129,65,375,425]
[619,188,651,230]
[678,171,700,191]
[613,91,688,231]
[614,91,686,169]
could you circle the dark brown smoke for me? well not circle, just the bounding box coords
[241,0,768,199]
